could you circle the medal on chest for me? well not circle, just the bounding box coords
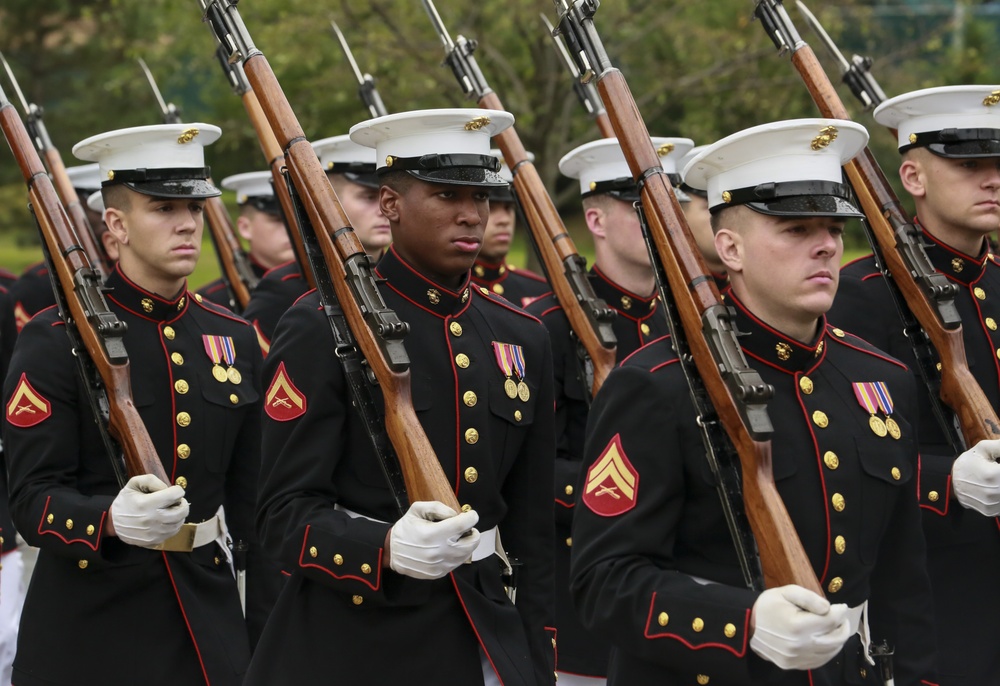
[203,334,242,385]
[492,341,530,402]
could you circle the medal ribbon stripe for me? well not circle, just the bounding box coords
[510,344,526,381]
[203,335,236,365]
[492,341,516,378]
[872,382,894,415]
[852,382,879,415]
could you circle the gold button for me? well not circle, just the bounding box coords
[450,321,463,336]
[988,317,998,331]
[177,444,191,459]
[832,493,845,511]
[551,638,557,648]
[499,265,506,274]
[352,595,363,605]
[936,362,942,372]
[891,467,901,480]
[141,298,154,313]
[464,467,479,483]
[229,394,239,404]
[860,668,867,679]
[692,618,704,632]
[828,576,843,593]
[697,676,710,686]
[799,376,814,394]
[565,537,572,547]
[620,296,632,310]
[47,514,54,524]
[176,476,188,489]
[465,428,479,444]
[565,485,574,496]
[177,411,191,427]
[174,379,189,394]
[724,623,736,638]
[975,287,987,300]
[823,451,839,470]
[929,490,940,502]
[514,410,522,421]
[86,525,95,536]
[835,535,846,554]
[461,504,472,513]
[493,284,505,295]
[474,265,485,277]
[480,287,490,295]
[456,353,470,368]
[641,323,651,336]
[463,391,477,407]
[361,563,372,574]
[309,546,318,558]
[65,519,73,530]
[78,560,89,569]
[657,612,669,627]
[333,554,343,565]
[163,326,176,340]
[812,410,829,428]
[171,352,184,365]
[214,556,221,566]
[832,328,845,338]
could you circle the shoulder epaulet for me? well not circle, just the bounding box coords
[826,325,908,371]
[619,335,675,373]
[190,293,253,327]
[473,285,543,324]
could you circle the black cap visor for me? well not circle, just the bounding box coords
[105,166,221,199]
[712,180,863,218]
[380,153,507,188]
[746,194,863,218]
[341,171,381,189]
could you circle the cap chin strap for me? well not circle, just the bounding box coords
[711,179,853,213]
[101,166,211,186]
[379,153,500,174]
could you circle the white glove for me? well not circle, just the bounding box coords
[110,474,189,547]
[388,501,481,580]
[749,585,851,671]
[952,439,1000,516]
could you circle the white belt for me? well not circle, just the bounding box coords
[335,503,500,564]
[153,507,226,553]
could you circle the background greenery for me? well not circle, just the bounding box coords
[1,0,999,283]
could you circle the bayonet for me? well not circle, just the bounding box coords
[795,0,888,111]
[330,20,388,118]
[137,58,182,124]
[0,51,53,153]
[541,12,611,133]
[421,0,490,100]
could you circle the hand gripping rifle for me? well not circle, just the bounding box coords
[208,42,314,290]
[330,21,389,119]
[422,0,618,396]
[555,0,822,594]
[539,13,614,138]
[199,0,460,513]
[0,80,168,488]
[138,58,259,313]
[754,0,1000,449]
[0,53,110,279]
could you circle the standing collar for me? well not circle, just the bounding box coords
[917,220,991,286]
[105,265,189,321]
[728,291,827,374]
[472,258,508,285]
[590,265,658,319]
[374,246,472,318]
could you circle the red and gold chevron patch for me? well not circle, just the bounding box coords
[265,362,306,422]
[13,302,30,332]
[6,373,52,428]
[583,434,639,517]
[252,320,271,357]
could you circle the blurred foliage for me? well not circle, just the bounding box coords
[1,0,999,253]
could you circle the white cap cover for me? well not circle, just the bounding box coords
[559,137,694,200]
[874,85,1000,157]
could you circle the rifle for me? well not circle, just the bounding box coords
[539,14,614,138]
[330,21,389,119]
[0,53,110,279]
[794,1,889,115]
[199,0,460,512]
[0,80,168,486]
[209,41,314,290]
[422,0,618,396]
[138,58,258,312]
[754,0,1000,449]
[554,0,821,594]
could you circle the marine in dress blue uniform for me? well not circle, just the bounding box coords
[244,109,557,686]
[3,123,268,686]
[828,85,1000,686]
[526,136,691,684]
[570,119,939,685]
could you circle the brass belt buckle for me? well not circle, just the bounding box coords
[153,523,197,552]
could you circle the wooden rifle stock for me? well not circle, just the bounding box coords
[239,51,459,510]
[478,90,617,393]
[0,101,168,483]
[787,43,1000,445]
[597,69,821,593]
[240,88,314,289]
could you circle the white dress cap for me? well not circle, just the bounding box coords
[683,119,868,217]
[86,190,105,214]
[349,108,514,187]
[312,134,379,189]
[221,171,274,204]
[559,137,694,200]
[64,164,102,194]
[873,85,1000,156]
[73,123,222,199]
[488,148,535,202]
[678,144,709,198]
